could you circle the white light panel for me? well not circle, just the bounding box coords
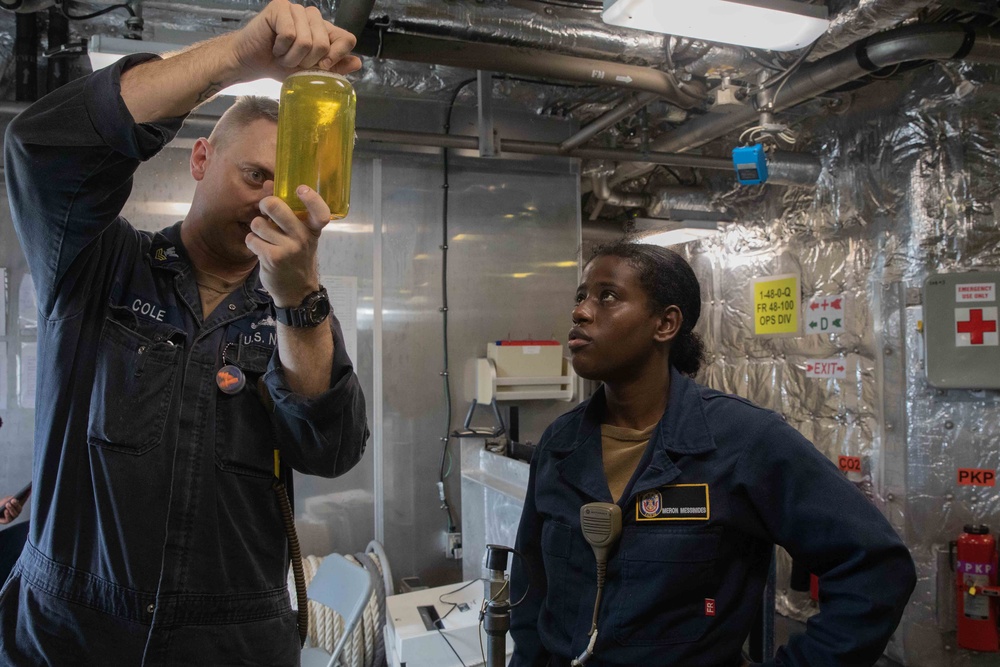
[602,0,830,52]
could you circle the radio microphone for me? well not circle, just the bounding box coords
[572,502,622,666]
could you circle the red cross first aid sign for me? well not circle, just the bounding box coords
[955,307,999,347]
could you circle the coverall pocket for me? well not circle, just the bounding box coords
[541,520,573,611]
[215,345,277,479]
[87,308,182,454]
[612,526,721,646]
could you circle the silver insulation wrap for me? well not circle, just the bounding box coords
[680,61,1000,665]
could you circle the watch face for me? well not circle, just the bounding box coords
[309,295,331,323]
[305,290,331,325]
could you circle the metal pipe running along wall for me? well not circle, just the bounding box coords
[353,128,820,186]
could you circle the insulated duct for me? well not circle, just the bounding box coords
[591,173,654,211]
[766,153,823,187]
[810,0,937,61]
[361,0,672,68]
[589,173,731,220]
[354,30,706,108]
[613,23,1000,185]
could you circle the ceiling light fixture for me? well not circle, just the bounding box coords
[632,218,721,246]
[602,0,830,52]
[88,35,282,98]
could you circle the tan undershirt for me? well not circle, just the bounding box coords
[601,423,656,503]
[192,265,253,320]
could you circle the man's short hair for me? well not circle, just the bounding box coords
[207,96,279,151]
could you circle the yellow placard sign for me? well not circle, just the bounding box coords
[754,274,800,336]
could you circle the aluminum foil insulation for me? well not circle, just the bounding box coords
[811,0,937,61]
[681,61,1000,666]
[366,0,671,68]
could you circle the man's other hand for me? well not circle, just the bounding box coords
[246,185,331,308]
[0,497,23,525]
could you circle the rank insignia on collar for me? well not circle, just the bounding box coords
[154,246,179,262]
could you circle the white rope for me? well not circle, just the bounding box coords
[293,551,388,667]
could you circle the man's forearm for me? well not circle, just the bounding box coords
[120,33,242,124]
[276,321,335,398]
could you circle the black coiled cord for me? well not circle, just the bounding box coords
[273,478,308,647]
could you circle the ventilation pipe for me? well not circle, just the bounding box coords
[613,23,1000,185]
[588,170,731,221]
[352,0,673,68]
[810,0,937,61]
[354,30,705,107]
[560,92,660,153]
[334,0,376,40]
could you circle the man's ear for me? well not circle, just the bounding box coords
[190,137,212,181]
[654,305,683,344]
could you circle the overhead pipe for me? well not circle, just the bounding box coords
[765,153,823,187]
[809,0,937,61]
[334,0,376,40]
[613,23,1000,185]
[354,31,706,108]
[353,0,672,68]
[645,186,727,220]
[590,173,654,211]
[559,92,659,153]
[140,112,739,171]
[354,127,735,170]
[589,173,732,219]
[168,117,807,180]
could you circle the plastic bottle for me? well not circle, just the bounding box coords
[274,70,356,220]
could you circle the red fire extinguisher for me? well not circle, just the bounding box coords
[951,524,1000,652]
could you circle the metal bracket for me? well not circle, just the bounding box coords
[477,70,498,158]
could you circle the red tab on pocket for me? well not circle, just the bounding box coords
[705,599,716,616]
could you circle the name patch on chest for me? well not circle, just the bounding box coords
[131,297,168,322]
[636,483,710,521]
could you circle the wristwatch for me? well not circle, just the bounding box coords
[274,286,331,328]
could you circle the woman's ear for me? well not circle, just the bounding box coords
[654,305,683,344]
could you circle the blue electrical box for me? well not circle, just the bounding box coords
[732,144,769,185]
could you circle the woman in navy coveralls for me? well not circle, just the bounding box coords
[509,242,916,667]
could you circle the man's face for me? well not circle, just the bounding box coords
[568,255,666,383]
[189,118,277,267]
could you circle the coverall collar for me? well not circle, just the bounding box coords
[554,367,717,504]
[150,221,270,305]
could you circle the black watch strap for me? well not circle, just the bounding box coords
[274,286,331,328]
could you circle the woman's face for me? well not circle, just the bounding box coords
[569,255,675,383]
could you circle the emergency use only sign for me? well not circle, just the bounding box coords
[924,271,1000,389]
[753,274,800,336]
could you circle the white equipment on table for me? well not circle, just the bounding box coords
[385,580,513,667]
